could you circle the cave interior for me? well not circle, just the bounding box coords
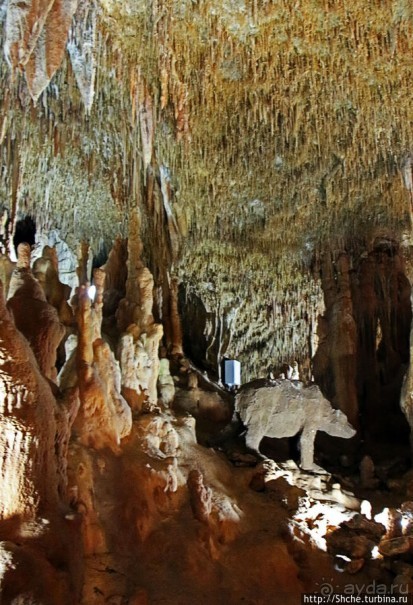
[1,0,413,603]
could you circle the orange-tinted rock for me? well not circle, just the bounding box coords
[115,213,164,411]
[101,236,128,319]
[67,0,97,113]
[0,541,73,605]
[157,357,175,406]
[5,0,79,101]
[7,243,65,381]
[169,276,184,356]
[313,253,358,427]
[4,0,54,68]
[0,254,15,298]
[72,285,132,452]
[0,279,60,520]
[187,469,212,524]
[118,323,163,411]
[67,445,107,555]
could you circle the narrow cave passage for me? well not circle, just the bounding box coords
[13,216,36,253]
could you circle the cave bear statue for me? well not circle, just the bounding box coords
[235,379,356,472]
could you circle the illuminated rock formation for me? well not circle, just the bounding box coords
[157,357,175,406]
[117,211,163,411]
[2,1,413,601]
[33,244,73,326]
[7,243,65,381]
[0,279,60,520]
[70,284,132,452]
[0,255,15,298]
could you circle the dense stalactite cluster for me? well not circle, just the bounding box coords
[0,2,412,287]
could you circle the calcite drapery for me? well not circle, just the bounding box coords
[313,253,358,427]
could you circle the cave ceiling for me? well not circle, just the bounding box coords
[1,0,413,378]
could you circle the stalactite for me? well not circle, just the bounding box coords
[67,0,98,113]
[4,0,79,102]
[138,77,154,173]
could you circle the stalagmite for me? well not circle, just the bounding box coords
[2,2,413,602]
[7,243,65,381]
[157,357,175,405]
[32,245,73,326]
[169,276,184,356]
[400,163,413,446]
[116,210,163,411]
[313,253,359,427]
[0,254,15,299]
[70,284,132,452]
[101,236,128,319]
[76,241,91,287]
[0,279,60,519]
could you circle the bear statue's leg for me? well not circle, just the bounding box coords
[299,428,325,474]
[245,428,262,455]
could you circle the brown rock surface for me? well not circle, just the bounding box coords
[0,255,15,299]
[116,213,164,411]
[0,280,60,520]
[313,253,358,427]
[7,243,65,381]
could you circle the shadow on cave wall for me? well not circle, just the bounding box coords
[178,286,211,372]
